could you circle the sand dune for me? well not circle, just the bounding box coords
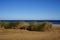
[0,26,60,40]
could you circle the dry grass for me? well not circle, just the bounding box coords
[0,25,60,40]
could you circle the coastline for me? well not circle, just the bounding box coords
[53,24,60,27]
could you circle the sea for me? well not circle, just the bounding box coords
[0,20,60,24]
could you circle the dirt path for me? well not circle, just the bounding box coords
[0,29,60,40]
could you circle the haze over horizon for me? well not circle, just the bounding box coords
[0,0,60,20]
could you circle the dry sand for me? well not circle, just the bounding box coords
[0,25,60,40]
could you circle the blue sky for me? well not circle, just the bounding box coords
[0,0,60,20]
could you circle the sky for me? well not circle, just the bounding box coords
[0,0,60,20]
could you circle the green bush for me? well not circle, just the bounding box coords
[27,22,39,31]
[0,21,52,31]
[0,22,9,28]
[27,22,52,31]
[38,22,52,31]
[4,22,19,29]
[16,22,29,29]
[0,22,19,29]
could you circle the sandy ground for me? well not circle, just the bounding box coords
[0,26,60,40]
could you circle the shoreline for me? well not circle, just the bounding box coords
[53,24,60,27]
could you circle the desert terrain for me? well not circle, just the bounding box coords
[0,25,60,40]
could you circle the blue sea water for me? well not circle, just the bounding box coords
[0,20,60,24]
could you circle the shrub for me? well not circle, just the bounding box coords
[27,22,52,31]
[5,22,19,29]
[27,22,39,31]
[0,21,52,31]
[16,22,29,29]
[0,22,9,28]
[38,22,52,31]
